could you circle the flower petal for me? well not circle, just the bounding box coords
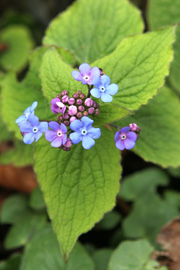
[45,130,57,142]
[90,88,101,98]
[51,98,60,105]
[51,137,62,148]
[19,121,32,132]
[70,132,82,144]
[71,70,82,81]
[28,115,39,126]
[15,115,26,124]
[127,131,137,142]
[49,121,60,131]
[81,116,94,129]
[89,67,100,80]
[120,127,130,133]
[34,131,42,142]
[88,127,101,139]
[38,122,48,132]
[70,119,83,131]
[23,133,34,144]
[24,107,31,114]
[63,134,67,145]
[60,123,67,133]
[79,63,91,76]
[30,101,38,111]
[92,75,101,87]
[101,93,112,103]
[116,140,125,150]
[82,135,95,149]
[101,75,111,87]
[124,139,136,150]
[114,131,120,142]
[106,84,119,95]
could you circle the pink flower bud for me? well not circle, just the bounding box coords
[68,105,77,116]
[84,98,93,107]
[93,101,98,108]
[64,120,70,126]
[70,116,76,123]
[88,107,95,114]
[80,94,86,99]
[56,94,61,98]
[129,123,138,131]
[73,93,79,99]
[76,99,83,105]
[77,91,82,94]
[83,111,88,116]
[78,105,85,112]
[62,95,69,103]
[68,98,75,105]
[77,112,82,118]
[62,90,68,96]
[58,115,63,122]
[63,113,69,119]
[64,138,72,148]
[95,108,100,115]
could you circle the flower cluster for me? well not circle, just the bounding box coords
[16,63,140,151]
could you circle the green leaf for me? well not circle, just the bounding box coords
[0,116,13,143]
[34,127,121,260]
[29,186,46,210]
[119,168,169,201]
[43,0,143,63]
[147,0,180,93]
[20,225,94,270]
[108,239,154,270]
[164,190,180,208]
[1,195,30,224]
[0,26,34,72]
[115,87,180,168]
[93,26,176,111]
[122,193,179,243]
[1,47,53,139]
[92,249,112,270]
[168,166,180,177]
[57,47,76,66]
[0,254,21,270]
[97,211,121,230]
[0,139,33,166]
[5,213,47,249]
[40,47,130,125]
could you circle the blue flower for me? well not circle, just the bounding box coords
[90,75,118,102]
[115,127,137,150]
[19,115,48,144]
[71,63,100,85]
[15,101,38,125]
[69,116,101,149]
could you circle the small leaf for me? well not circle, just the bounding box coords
[92,249,112,270]
[29,186,46,210]
[20,225,94,270]
[116,87,180,168]
[119,168,169,201]
[97,211,121,230]
[43,0,144,63]
[108,239,154,270]
[1,195,29,224]
[34,127,121,260]
[93,26,176,110]
[0,26,34,72]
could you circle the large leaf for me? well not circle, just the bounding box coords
[115,87,180,168]
[92,249,112,270]
[20,225,94,270]
[93,26,176,110]
[0,254,21,270]
[43,0,144,63]
[34,127,121,260]
[1,47,53,139]
[0,26,34,72]
[108,239,166,270]
[40,47,130,126]
[147,0,180,93]
[0,116,13,143]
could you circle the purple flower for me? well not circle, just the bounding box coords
[71,63,100,85]
[15,101,38,125]
[51,98,66,114]
[45,121,67,147]
[91,75,118,102]
[19,115,48,144]
[84,98,93,107]
[115,127,137,150]
[70,116,101,150]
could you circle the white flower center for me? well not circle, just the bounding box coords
[100,86,105,92]
[84,75,90,81]
[81,129,87,135]
[56,102,64,110]
[120,134,127,140]
[33,127,38,133]
[57,131,63,137]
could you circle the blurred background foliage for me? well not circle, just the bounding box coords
[0,0,180,269]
